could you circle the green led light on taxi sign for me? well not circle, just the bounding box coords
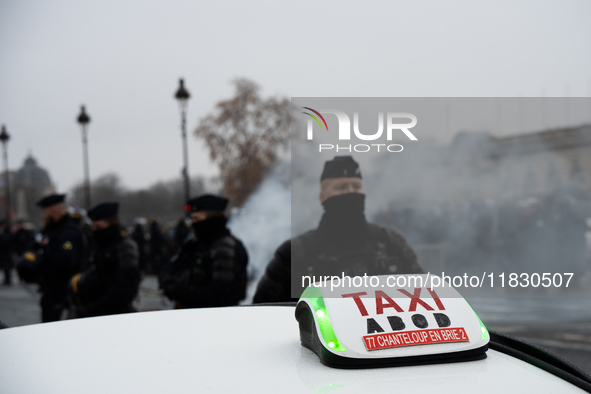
[300,286,346,352]
[465,299,489,340]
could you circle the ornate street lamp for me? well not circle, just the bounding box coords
[175,78,191,203]
[77,105,91,209]
[0,125,10,221]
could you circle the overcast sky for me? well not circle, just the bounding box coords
[1,0,590,192]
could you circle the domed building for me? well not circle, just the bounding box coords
[11,155,55,225]
[15,156,53,189]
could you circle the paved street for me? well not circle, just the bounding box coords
[0,274,42,328]
[470,297,591,375]
[0,272,173,328]
[1,271,590,376]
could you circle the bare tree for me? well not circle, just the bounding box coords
[71,172,124,208]
[194,78,290,207]
[71,174,217,224]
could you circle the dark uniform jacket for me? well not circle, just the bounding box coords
[0,229,12,265]
[39,214,83,296]
[253,223,423,303]
[160,224,248,308]
[72,233,140,317]
[13,228,35,257]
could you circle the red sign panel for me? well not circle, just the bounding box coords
[363,327,469,351]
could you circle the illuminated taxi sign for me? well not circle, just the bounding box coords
[295,274,489,368]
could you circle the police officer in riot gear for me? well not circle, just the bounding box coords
[131,218,149,273]
[12,219,36,260]
[22,194,84,322]
[0,220,13,285]
[254,156,423,303]
[159,194,248,308]
[70,202,140,317]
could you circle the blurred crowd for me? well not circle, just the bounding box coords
[2,154,591,327]
[0,193,248,326]
[0,216,190,286]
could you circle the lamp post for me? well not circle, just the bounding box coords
[77,105,91,209]
[0,125,10,222]
[175,78,191,203]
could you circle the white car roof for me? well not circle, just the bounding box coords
[0,306,587,393]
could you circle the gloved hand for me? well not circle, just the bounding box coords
[16,251,41,284]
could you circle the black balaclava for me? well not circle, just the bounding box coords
[192,215,228,241]
[317,193,368,247]
[93,224,122,248]
[43,213,68,234]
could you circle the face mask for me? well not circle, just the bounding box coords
[191,221,209,238]
[318,193,368,246]
[93,225,121,247]
[192,216,228,240]
[322,192,366,217]
[44,216,56,228]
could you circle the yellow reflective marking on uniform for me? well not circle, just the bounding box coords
[63,241,73,250]
[71,273,81,294]
[24,252,36,262]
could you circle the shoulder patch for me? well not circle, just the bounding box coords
[63,241,73,250]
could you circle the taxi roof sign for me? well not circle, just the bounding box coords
[295,274,489,368]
